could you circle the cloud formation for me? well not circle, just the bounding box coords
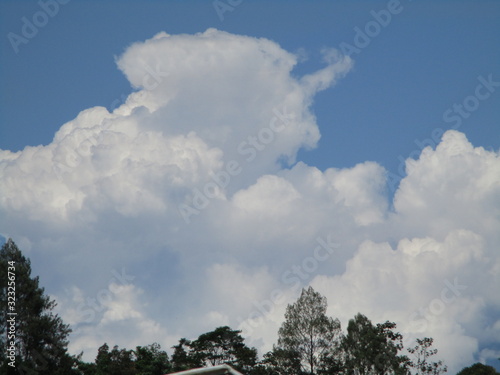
[1,29,499,372]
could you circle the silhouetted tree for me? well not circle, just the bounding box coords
[254,346,304,375]
[94,343,136,375]
[189,326,257,373]
[456,363,500,375]
[342,313,409,375]
[407,337,447,375]
[135,342,171,375]
[277,287,342,375]
[171,338,200,372]
[0,239,77,375]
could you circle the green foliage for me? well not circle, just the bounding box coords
[1,240,453,375]
[94,343,112,375]
[0,239,77,375]
[171,338,200,372]
[407,337,447,375]
[170,326,258,374]
[341,313,409,375]
[135,342,171,375]
[93,343,136,375]
[84,342,171,375]
[254,346,304,375]
[456,363,500,375]
[277,286,342,375]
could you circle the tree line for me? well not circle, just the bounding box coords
[1,239,499,374]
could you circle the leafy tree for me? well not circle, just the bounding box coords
[80,342,171,375]
[171,338,200,372]
[76,357,97,375]
[169,327,257,373]
[0,239,77,375]
[189,326,258,373]
[110,345,135,375]
[317,347,344,375]
[342,313,408,375]
[135,342,171,375]
[94,343,136,375]
[407,337,447,375]
[277,286,342,375]
[253,346,304,375]
[456,363,500,375]
[94,343,112,375]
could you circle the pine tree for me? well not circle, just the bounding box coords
[0,239,76,374]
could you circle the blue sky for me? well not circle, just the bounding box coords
[2,0,499,178]
[1,0,500,372]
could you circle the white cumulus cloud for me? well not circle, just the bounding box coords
[0,29,498,373]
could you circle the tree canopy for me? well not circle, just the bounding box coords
[0,240,466,375]
[342,313,409,375]
[277,286,342,375]
[171,326,257,374]
[407,337,447,375]
[456,363,500,375]
[0,239,76,375]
